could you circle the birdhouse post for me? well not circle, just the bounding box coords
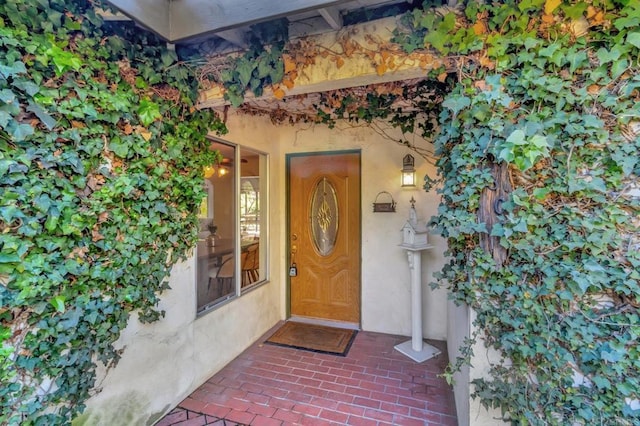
[396,198,439,363]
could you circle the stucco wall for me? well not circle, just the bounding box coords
[77,112,452,424]
[260,119,450,339]
[448,300,471,426]
[447,302,509,426]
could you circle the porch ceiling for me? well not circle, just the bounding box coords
[104,0,447,117]
[105,0,416,45]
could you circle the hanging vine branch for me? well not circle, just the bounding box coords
[404,1,640,424]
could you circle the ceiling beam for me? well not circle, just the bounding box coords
[318,7,343,30]
[215,29,249,49]
[106,0,171,40]
[95,8,131,21]
[107,0,350,42]
[198,16,452,109]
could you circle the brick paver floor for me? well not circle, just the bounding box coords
[158,325,457,426]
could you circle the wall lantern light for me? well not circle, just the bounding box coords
[401,154,416,187]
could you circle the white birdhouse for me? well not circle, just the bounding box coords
[400,198,430,249]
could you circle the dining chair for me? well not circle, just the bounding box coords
[241,243,259,287]
[212,255,235,297]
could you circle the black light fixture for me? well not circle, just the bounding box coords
[401,154,416,187]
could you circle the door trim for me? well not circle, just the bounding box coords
[289,315,360,330]
[285,150,362,327]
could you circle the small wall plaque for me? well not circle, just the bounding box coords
[372,191,396,213]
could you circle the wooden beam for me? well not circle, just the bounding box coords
[95,8,131,21]
[198,17,450,109]
[318,7,343,30]
[169,0,349,42]
[289,16,336,38]
[105,0,171,40]
[215,29,249,49]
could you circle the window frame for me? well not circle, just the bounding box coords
[195,138,269,317]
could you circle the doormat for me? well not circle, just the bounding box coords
[265,321,357,356]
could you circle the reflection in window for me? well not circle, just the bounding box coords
[197,141,236,313]
[240,148,266,293]
[241,178,259,238]
[197,140,268,316]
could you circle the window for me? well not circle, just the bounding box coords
[196,140,268,315]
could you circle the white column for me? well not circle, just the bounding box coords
[408,250,423,352]
[394,246,440,363]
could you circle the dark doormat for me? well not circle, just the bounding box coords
[265,321,358,356]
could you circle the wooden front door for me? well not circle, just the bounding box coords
[288,152,361,325]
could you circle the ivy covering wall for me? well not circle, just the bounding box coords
[391,0,639,424]
[0,0,225,423]
[1,0,639,424]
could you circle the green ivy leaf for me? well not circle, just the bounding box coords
[27,102,56,130]
[518,0,545,11]
[627,32,640,49]
[441,95,470,115]
[49,296,66,313]
[611,58,629,80]
[0,89,16,103]
[506,129,526,145]
[0,253,21,263]
[532,188,550,200]
[44,213,59,232]
[614,15,640,30]
[137,100,161,126]
[236,58,254,88]
[225,86,244,107]
[9,122,34,142]
[256,57,272,79]
[596,46,622,64]
[160,50,177,67]
[13,79,40,96]
[513,219,528,233]
[0,110,10,128]
[424,30,449,54]
[46,45,83,76]
[269,58,284,84]
[0,61,27,78]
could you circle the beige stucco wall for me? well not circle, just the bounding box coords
[260,118,450,339]
[448,300,471,426]
[447,302,508,426]
[77,112,453,425]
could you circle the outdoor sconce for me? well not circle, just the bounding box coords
[401,154,416,187]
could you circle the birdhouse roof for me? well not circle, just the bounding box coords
[401,220,428,233]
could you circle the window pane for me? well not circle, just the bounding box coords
[197,141,236,313]
[240,147,266,290]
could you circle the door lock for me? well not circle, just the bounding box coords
[289,263,298,277]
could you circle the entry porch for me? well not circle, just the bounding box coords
[159,326,456,426]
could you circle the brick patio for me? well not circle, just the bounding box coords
[158,325,457,426]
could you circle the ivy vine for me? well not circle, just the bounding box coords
[3,0,638,424]
[391,0,639,424]
[0,0,225,424]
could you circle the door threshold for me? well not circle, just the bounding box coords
[288,316,360,331]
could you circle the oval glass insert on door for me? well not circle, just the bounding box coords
[309,177,339,256]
